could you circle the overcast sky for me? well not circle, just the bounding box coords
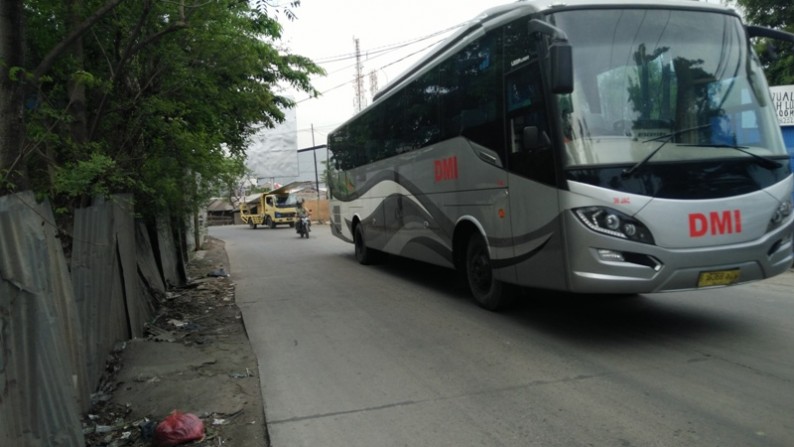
[274,0,732,149]
[277,0,512,148]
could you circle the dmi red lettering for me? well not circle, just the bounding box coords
[711,210,733,235]
[689,213,708,237]
[688,210,743,237]
[434,156,458,182]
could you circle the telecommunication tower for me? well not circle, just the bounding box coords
[369,70,379,101]
[354,37,365,112]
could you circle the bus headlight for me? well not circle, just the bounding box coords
[767,198,793,231]
[574,207,655,244]
[605,213,620,230]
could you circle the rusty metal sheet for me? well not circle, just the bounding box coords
[0,191,86,445]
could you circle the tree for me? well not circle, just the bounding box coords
[731,0,794,85]
[1,0,324,230]
[0,0,27,192]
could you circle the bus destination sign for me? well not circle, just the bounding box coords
[770,85,794,127]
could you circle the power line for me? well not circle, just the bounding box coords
[314,26,461,78]
[288,22,467,106]
[295,35,448,104]
[323,34,440,77]
[311,23,463,65]
[254,123,337,138]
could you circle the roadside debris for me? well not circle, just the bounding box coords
[153,411,205,447]
[81,236,265,446]
[207,265,229,277]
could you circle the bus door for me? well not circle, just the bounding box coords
[504,56,565,288]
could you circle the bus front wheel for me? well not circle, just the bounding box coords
[465,233,512,311]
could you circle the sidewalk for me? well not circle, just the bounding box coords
[83,236,267,446]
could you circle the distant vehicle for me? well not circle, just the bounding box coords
[297,215,311,238]
[327,0,794,310]
[239,185,299,229]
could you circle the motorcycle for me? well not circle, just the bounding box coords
[296,215,311,238]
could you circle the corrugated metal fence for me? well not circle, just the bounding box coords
[0,192,187,446]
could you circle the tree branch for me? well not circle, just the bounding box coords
[89,0,189,140]
[33,0,127,80]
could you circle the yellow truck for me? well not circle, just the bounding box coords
[239,185,299,229]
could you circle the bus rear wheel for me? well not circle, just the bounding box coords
[354,224,380,265]
[465,233,513,311]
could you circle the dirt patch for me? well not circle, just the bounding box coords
[83,236,267,446]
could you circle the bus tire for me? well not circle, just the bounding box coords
[354,224,379,265]
[249,222,257,229]
[465,233,512,311]
[266,216,275,229]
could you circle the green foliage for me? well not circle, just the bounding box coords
[252,0,302,21]
[70,70,101,89]
[730,0,794,85]
[53,152,139,198]
[19,0,323,222]
[8,66,29,82]
[0,169,18,193]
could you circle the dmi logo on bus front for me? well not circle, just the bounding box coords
[434,156,458,182]
[689,210,743,237]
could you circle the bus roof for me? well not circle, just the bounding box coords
[356,0,737,127]
[530,0,733,11]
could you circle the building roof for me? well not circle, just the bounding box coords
[207,198,236,212]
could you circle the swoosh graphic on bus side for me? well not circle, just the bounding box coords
[337,169,559,267]
[335,220,354,243]
[505,215,559,248]
[340,202,454,266]
[335,169,404,202]
[400,236,454,265]
[338,169,457,235]
[491,236,551,269]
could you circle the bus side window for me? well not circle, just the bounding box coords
[438,31,506,162]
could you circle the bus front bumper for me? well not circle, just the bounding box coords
[565,215,794,294]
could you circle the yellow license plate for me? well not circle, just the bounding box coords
[697,269,740,287]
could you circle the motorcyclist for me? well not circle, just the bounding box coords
[295,199,310,234]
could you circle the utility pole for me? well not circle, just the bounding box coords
[311,124,320,202]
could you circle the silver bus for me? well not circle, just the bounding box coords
[327,0,794,310]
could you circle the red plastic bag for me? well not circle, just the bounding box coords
[153,411,205,447]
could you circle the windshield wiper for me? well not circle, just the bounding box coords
[677,143,783,170]
[622,124,783,176]
[622,124,710,177]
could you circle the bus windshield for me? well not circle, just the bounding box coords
[550,8,787,168]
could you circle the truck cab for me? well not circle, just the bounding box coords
[239,185,300,229]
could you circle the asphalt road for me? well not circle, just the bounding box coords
[210,224,794,447]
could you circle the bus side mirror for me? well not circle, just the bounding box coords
[528,19,574,94]
[745,24,794,44]
[550,41,573,94]
[523,126,551,151]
